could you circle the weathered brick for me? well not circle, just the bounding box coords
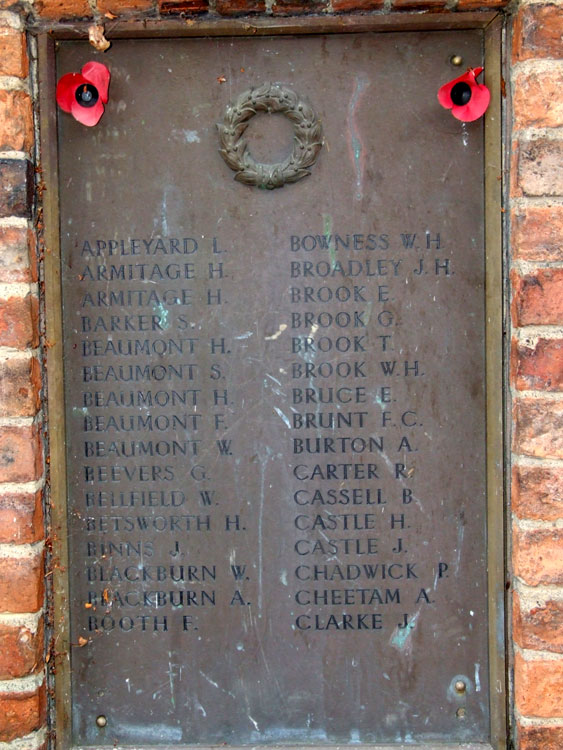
[0,490,43,544]
[513,465,563,521]
[511,205,563,262]
[513,527,563,586]
[0,425,43,483]
[512,269,563,327]
[392,0,446,8]
[332,0,384,9]
[0,24,28,78]
[513,399,563,459]
[0,549,44,613]
[515,652,563,717]
[0,294,39,349]
[216,0,266,14]
[456,0,507,8]
[0,226,36,283]
[0,160,34,219]
[513,66,563,130]
[514,593,563,653]
[0,618,43,679]
[513,337,563,391]
[272,0,328,14]
[517,723,563,750]
[0,357,41,417]
[0,685,46,742]
[35,0,92,19]
[513,4,563,63]
[98,0,155,13]
[518,139,563,197]
[158,0,208,13]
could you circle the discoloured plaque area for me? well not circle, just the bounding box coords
[57,32,490,747]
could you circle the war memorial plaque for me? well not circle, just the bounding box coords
[55,29,501,748]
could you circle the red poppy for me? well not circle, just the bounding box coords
[437,67,490,123]
[56,62,110,127]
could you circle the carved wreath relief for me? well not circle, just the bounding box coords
[217,83,323,190]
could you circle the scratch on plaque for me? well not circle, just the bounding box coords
[461,122,469,147]
[274,407,291,429]
[167,654,176,708]
[474,663,481,692]
[323,214,336,269]
[390,611,420,651]
[280,570,288,586]
[154,302,169,329]
[199,670,218,688]
[265,323,287,340]
[248,715,260,732]
[455,523,464,574]
[161,188,170,236]
[347,76,370,201]
[235,331,254,339]
[172,128,201,143]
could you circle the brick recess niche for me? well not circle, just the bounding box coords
[0,1,561,749]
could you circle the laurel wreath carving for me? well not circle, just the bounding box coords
[217,83,323,190]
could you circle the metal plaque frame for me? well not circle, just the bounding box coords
[37,12,506,750]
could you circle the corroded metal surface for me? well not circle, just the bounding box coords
[58,32,491,747]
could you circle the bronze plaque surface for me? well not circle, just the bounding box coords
[58,32,490,747]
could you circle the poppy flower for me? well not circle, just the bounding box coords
[56,61,110,126]
[437,67,490,123]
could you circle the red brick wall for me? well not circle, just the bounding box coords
[0,4,47,749]
[510,2,563,749]
[0,1,560,748]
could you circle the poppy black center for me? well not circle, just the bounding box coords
[450,82,472,106]
[75,83,99,108]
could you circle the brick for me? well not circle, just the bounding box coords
[513,4,563,63]
[513,465,563,521]
[0,357,41,417]
[512,268,563,327]
[513,66,563,130]
[0,425,43,483]
[0,549,44,613]
[392,0,446,8]
[0,160,34,219]
[518,139,563,197]
[456,0,507,8]
[0,294,39,349]
[514,593,563,653]
[272,0,328,14]
[158,0,208,13]
[513,337,563,391]
[513,527,563,585]
[515,652,563,717]
[0,618,43,679]
[0,490,43,544]
[513,399,563,459]
[511,205,563,262]
[35,0,92,19]
[0,24,28,78]
[0,686,46,742]
[332,0,384,9]
[517,723,563,750]
[0,226,36,283]
[216,0,266,13]
[98,0,154,12]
